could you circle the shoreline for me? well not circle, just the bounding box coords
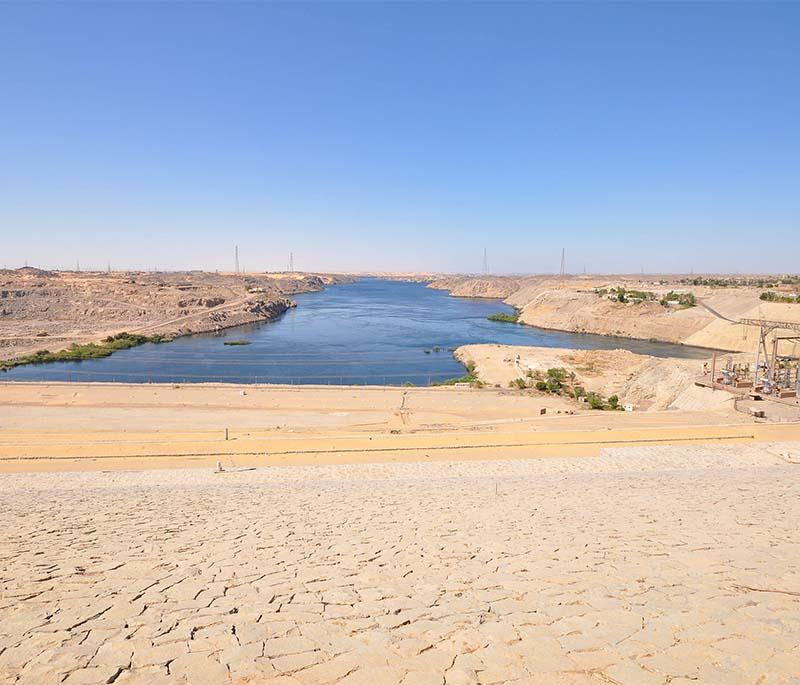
[436,283,738,353]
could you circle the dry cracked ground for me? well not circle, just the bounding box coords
[1,444,799,685]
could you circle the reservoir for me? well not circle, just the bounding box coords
[2,278,712,385]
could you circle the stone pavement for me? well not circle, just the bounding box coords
[1,444,799,684]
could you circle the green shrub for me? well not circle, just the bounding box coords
[1,332,169,372]
[488,310,520,324]
[587,393,605,410]
[660,291,696,308]
[432,361,479,386]
[760,291,800,303]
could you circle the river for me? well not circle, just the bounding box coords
[2,278,712,385]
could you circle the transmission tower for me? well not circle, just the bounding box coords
[559,248,566,278]
[482,248,488,274]
[288,252,294,273]
[234,245,239,274]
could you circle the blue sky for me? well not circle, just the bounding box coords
[1,1,798,274]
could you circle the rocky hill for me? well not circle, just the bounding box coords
[0,269,353,362]
[431,275,800,353]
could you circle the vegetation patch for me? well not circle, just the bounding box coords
[0,332,170,372]
[681,276,800,288]
[659,291,696,308]
[488,309,520,324]
[760,291,800,304]
[595,287,657,303]
[595,287,696,308]
[433,361,480,386]
[510,366,623,410]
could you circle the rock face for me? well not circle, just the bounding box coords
[427,276,524,299]
[0,269,354,362]
[431,275,800,353]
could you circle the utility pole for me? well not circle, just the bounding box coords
[559,248,566,278]
[482,247,488,275]
[288,252,294,273]
[234,245,239,275]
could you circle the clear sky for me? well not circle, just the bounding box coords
[1,1,798,274]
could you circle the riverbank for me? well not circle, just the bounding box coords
[0,268,354,366]
[428,274,800,353]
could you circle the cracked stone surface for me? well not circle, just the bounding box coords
[1,444,799,684]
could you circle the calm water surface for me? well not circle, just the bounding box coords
[3,278,712,385]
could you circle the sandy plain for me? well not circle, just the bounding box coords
[1,382,799,474]
[2,441,800,684]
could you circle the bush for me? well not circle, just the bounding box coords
[587,393,605,410]
[546,367,568,383]
[1,332,169,372]
[761,291,800,304]
[608,394,619,409]
[660,291,696,308]
[488,310,520,324]
[545,378,562,393]
[432,361,479,386]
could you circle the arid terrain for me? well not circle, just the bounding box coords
[0,268,352,363]
[2,441,800,685]
[2,382,798,474]
[455,344,740,412]
[429,274,800,353]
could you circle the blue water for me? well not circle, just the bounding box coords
[2,278,712,385]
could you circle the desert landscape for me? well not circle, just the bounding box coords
[3,271,797,683]
[3,1,800,682]
[0,268,352,364]
[429,274,800,353]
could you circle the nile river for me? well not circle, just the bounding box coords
[2,278,711,385]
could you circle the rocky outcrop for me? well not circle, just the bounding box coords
[427,276,524,299]
[432,275,800,353]
[0,270,353,362]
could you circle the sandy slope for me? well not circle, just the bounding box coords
[429,275,800,353]
[455,343,754,411]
